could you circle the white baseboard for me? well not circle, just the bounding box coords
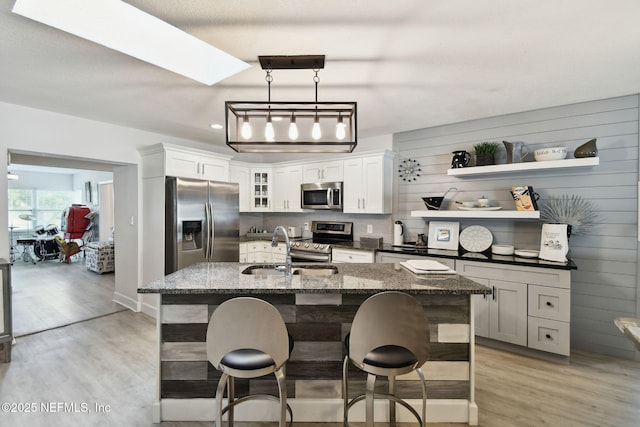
[140,300,158,318]
[159,398,472,423]
[113,291,137,311]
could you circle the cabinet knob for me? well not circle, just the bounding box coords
[546,301,553,307]
[545,334,553,340]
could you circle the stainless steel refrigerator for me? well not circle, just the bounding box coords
[165,177,239,274]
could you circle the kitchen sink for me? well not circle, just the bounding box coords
[292,265,339,276]
[241,265,285,275]
[241,265,339,276]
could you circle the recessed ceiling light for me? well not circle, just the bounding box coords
[12,0,250,86]
[210,124,223,130]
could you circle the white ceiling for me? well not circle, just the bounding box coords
[2,0,640,152]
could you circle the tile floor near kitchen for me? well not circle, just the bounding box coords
[1,259,639,426]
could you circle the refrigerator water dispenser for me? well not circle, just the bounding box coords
[182,220,202,251]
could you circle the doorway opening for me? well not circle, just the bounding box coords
[7,155,123,337]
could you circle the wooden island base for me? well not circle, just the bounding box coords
[156,291,478,424]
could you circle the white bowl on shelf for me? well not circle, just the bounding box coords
[492,244,514,255]
[534,147,567,161]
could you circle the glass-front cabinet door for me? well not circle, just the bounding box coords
[250,168,272,212]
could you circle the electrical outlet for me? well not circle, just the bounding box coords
[304,222,309,231]
[367,224,373,233]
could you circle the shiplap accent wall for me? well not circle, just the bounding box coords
[394,94,639,360]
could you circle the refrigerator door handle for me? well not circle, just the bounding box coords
[205,202,211,261]
[209,202,215,261]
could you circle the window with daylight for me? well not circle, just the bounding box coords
[8,189,81,232]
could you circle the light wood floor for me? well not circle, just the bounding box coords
[10,255,124,336]
[1,310,639,427]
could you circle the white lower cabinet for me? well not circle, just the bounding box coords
[488,279,528,346]
[457,260,571,356]
[527,284,571,355]
[470,279,527,346]
[239,242,248,263]
[246,241,271,263]
[332,248,374,263]
[243,241,285,264]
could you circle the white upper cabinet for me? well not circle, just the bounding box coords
[229,163,251,212]
[302,160,344,183]
[273,164,303,212]
[343,153,393,214]
[165,147,229,182]
[140,143,232,182]
[249,167,273,212]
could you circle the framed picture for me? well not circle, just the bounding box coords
[428,221,460,250]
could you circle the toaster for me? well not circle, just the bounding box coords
[287,226,302,238]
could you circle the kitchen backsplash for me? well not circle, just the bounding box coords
[241,212,392,243]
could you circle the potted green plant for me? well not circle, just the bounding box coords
[473,141,501,166]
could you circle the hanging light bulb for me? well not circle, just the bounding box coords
[241,113,252,139]
[312,112,321,140]
[265,110,275,141]
[288,114,299,140]
[335,113,346,140]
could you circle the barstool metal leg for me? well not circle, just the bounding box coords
[342,356,350,426]
[275,366,287,427]
[215,373,229,427]
[417,367,428,426]
[228,376,235,427]
[389,375,396,426]
[365,373,376,427]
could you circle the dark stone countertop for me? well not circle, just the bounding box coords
[138,262,491,295]
[336,242,577,270]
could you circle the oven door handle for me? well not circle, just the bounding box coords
[291,252,332,262]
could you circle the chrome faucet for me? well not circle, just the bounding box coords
[272,226,292,278]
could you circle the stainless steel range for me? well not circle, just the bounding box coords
[290,221,353,262]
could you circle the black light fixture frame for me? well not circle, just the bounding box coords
[225,55,357,153]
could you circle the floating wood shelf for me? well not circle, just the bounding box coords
[447,157,599,176]
[411,210,540,220]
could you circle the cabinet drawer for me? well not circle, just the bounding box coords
[248,241,270,252]
[528,317,570,356]
[239,243,248,255]
[332,249,374,263]
[528,284,570,322]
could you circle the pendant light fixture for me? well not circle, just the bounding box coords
[288,114,299,140]
[226,55,357,153]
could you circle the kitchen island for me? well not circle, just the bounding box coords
[139,262,491,425]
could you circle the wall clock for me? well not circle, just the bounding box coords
[398,159,421,181]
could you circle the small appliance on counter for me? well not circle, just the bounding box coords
[287,226,302,238]
[393,220,405,246]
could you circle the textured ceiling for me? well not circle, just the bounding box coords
[2,0,640,153]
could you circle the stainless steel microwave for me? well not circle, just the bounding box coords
[301,182,343,210]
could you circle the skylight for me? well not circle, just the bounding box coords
[12,0,250,85]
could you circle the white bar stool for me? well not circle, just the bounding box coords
[343,291,430,427]
[207,297,293,427]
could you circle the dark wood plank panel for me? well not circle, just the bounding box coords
[161,323,207,342]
